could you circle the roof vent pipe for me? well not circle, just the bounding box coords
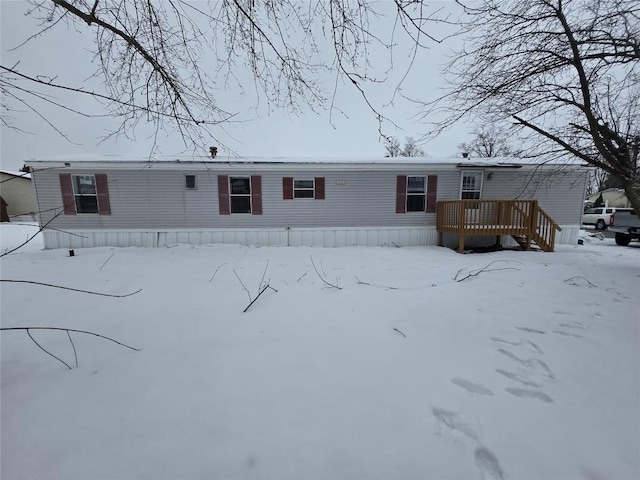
[209,146,218,158]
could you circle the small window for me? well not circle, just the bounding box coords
[461,171,483,200]
[294,179,314,198]
[230,177,252,213]
[406,176,426,212]
[72,175,98,213]
[185,175,196,189]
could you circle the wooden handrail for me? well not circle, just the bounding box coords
[436,199,561,252]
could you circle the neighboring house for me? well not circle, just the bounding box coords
[25,156,588,250]
[585,188,631,208]
[0,170,37,221]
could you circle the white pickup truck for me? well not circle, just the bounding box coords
[582,207,632,230]
[609,209,640,245]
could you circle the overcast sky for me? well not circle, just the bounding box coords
[1,1,471,171]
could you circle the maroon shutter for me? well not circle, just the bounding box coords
[251,176,262,215]
[396,175,407,214]
[426,175,438,213]
[314,177,325,200]
[217,175,230,215]
[283,177,294,199]
[95,174,111,215]
[59,174,76,215]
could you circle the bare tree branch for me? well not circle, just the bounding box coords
[0,279,142,297]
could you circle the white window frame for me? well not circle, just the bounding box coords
[406,176,426,212]
[72,174,99,214]
[185,174,197,190]
[229,176,252,214]
[294,179,315,198]
[460,170,484,200]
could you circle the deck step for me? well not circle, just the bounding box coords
[511,235,542,251]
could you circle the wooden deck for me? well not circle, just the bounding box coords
[436,200,562,253]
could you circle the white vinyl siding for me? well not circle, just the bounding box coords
[31,165,587,230]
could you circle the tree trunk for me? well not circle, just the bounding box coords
[623,181,640,216]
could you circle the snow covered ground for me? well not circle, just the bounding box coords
[1,224,639,480]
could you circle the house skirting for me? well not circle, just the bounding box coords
[41,226,581,250]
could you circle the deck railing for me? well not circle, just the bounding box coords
[436,199,562,252]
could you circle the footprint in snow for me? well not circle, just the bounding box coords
[475,446,506,480]
[431,406,479,441]
[497,350,555,381]
[505,387,553,404]
[558,321,585,330]
[495,369,541,388]
[451,377,494,396]
[516,326,547,334]
[553,330,583,338]
[491,337,542,354]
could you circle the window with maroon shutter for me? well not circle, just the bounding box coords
[314,177,325,200]
[250,176,262,215]
[284,177,325,199]
[217,175,230,215]
[71,174,99,213]
[59,174,76,215]
[397,175,437,213]
[406,176,426,212]
[396,175,407,213]
[283,177,294,199]
[426,175,438,213]
[95,174,111,215]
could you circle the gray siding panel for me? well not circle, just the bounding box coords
[481,169,587,224]
[34,166,586,230]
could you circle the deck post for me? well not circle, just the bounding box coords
[526,200,538,250]
[457,201,465,253]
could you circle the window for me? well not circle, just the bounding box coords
[217,175,262,215]
[396,175,437,214]
[185,175,196,189]
[294,179,314,198]
[229,177,252,213]
[283,177,325,200]
[460,171,483,200]
[406,176,426,212]
[72,175,98,213]
[59,173,110,215]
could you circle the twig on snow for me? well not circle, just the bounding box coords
[454,260,524,282]
[233,270,252,303]
[355,275,399,290]
[259,260,270,293]
[564,276,598,288]
[209,262,228,282]
[393,328,407,338]
[0,279,141,297]
[99,253,115,272]
[243,283,274,313]
[2,327,140,370]
[26,328,72,369]
[310,256,342,290]
[297,271,308,282]
[234,264,277,312]
[67,330,78,367]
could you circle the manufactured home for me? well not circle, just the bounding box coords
[0,170,37,221]
[25,156,588,251]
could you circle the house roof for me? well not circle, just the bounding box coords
[25,155,588,172]
[0,169,31,179]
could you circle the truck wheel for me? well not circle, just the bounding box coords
[596,219,606,230]
[615,233,632,246]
